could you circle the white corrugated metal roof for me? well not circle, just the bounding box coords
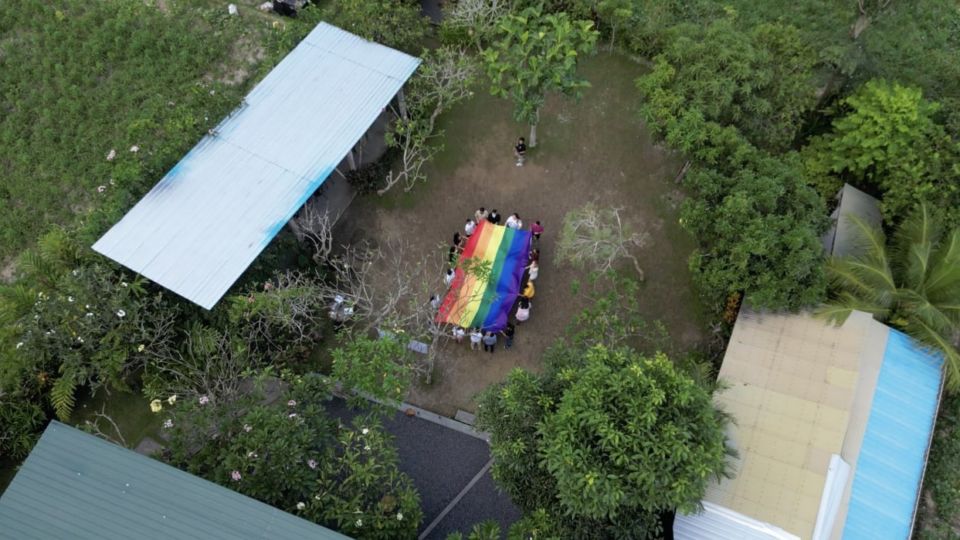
[93,22,420,309]
[675,501,799,540]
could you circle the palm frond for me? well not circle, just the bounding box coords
[826,258,896,309]
[815,291,889,325]
[847,215,891,270]
[907,318,960,393]
[50,375,78,421]
[899,290,955,337]
[0,284,36,325]
[925,230,960,300]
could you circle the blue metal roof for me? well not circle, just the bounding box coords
[93,22,420,309]
[842,329,944,540]
[0,422,350,539]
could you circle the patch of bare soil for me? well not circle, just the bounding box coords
[336,53,707,416]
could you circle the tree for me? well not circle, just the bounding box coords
[680,150,828,311]
[817,203,960,390]
[162,373,422,538]
[1,230,179,420]
[382,47,477,194]
[475,302,732,538]
[637,18,815,154]
[321,0,430,53]
[802,79,960,223]
[556,203,649,278]
[442,0,510,52]
[483,5,598,147]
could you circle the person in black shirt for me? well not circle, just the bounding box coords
[514,137,527,167]
[487,209,501,225]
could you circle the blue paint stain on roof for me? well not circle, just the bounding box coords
[842,329,944,540]
[92,22,420,309]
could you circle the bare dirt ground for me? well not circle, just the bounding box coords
[335,53,707,416]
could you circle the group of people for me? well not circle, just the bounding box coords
[443,207,544,354]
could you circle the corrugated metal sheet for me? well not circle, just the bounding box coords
[674,501,799,540]
[0,422,350,539]
[93,22,420,309]
[842,330,944,539]
[822,183,881,258]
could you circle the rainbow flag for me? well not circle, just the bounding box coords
[438,221,531,331]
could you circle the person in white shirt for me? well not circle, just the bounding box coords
[430,294,441,310]
[465,218,477,237]
[452,326,466,343]
[474,207,488,223]
[505,213,523,229]
[515,298,531,323]
[444,268,455,287]
[527,260,539,281]
[469,328,483,351]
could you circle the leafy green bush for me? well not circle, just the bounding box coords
[681,151,828,311]
[802,79,960,223]
[162,373,422,538]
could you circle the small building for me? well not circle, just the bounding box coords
[821,184,882,258]
[0,422,350,539]
[675,310,943,540]
[93,22,420,310]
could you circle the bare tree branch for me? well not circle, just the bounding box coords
[557,203,650,279]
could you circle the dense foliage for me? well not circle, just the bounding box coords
[476,297,731,539]
[817,203,960,391]
[320,0,429,54]
[162,374,422,538]
[803,80,960,223]
[681,151,828,311]
[638,17,816,154]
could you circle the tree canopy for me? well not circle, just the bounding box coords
[476,301,731,538]
[803,79,960,223]
[483,4,598,146]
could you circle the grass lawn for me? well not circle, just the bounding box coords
[337,52,709,416]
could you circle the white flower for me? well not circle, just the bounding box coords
[149,400,163,413]
[85,304,90,309]
[163,419,173,429]
[287,399,297,407]
[167,395,177,405]
[199,395,210,405]
[296,502,305,510]
[85,312,94,318]
[67,296,74,303]
[71,270,79,276]
[116,309,126,318]
[288,413,298,419]
[76,336,84,344]
[97,185,107,193]
[307,459,317,470]
[364,445,371,451]
[314,494,321,501]
[247,451,258,459]
[109,178,116,186]
[33,314,39,320]
[231,470,242,481]
[137,344,145,353]
[361,428,369,435]
[129,145,139,153]
[243,423,252,432]
[210,89,216,95]
[396,512,403,521]
[355,519,363,527]
[121,282,128,287]
[106,149,116,161]
[15,342,23,350]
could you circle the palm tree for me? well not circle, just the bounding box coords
[817,203,960,390]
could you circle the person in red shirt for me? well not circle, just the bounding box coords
[530,220,544,242]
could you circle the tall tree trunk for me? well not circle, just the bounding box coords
[528,108,539,147]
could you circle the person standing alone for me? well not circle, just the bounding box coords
[514,137,526,167]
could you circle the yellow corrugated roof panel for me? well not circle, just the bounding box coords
[708,310,875,539]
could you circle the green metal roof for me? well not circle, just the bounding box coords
[0,422,351,540]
